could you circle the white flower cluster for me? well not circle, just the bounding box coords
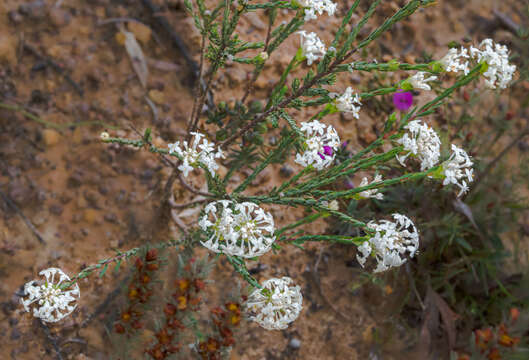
[440,47,470,74]
[358,174,384,200]
[295,120,340,171]
[21,268,80,323]
[245,277,303,330]
[440,39,515,89]
[441,144,474,197]
[408,71,438,91]
[470,39,516,89]
[199,200,276,258]
[357,214,419,273]
[335,87,362,119]
[168,132,224,177]
[298,31,326,66]
[396,120,441,171]
[301,0,337,21]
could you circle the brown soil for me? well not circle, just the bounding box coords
[0,0,527,359]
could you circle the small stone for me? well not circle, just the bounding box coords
[148,89,165,105]
[83,209,98,224]
[127,21,152,44]
[104,213,118,224]
[0,34,17,66]
[42,129,61,147]
[288,338,301,349]
[49,204,63,215]
[246,12,266,30]
[49,7,71,27]
[279,165,294,178]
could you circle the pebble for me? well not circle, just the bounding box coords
[42,129,61,147]
[49,7,71,27]
[83,208,98,224]
[49,204,64,215]
[289,338,301,349]
[279,165,294,178]
[0,34,17,65]
[128,21,152,44]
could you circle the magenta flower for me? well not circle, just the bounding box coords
[323,146,333,156]
[393,91,413,111]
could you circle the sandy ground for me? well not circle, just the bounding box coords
[0,0,527,359]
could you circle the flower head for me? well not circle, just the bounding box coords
[393,91,413,111]
[357,214,419,273]
[440,144,474,197]
[335,87,362,119]
[408,71,438,91]
[245,277,303,330]
[199,200,276,258]
[470,39,516,89]
[298,31,326,66]
[20,268,80,322]
[295,120,340,170]
[396,120,441,171]
[440,47,470,74]
[168,132,224,177]
[301,0,337,21]
[358,174,384,200]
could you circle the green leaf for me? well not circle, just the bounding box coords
[99,263,109,278]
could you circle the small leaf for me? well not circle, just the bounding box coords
[99,263,109,278]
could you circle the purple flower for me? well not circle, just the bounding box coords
[341,141,348,149]
[323,146,333,156]
[318,152,325,160]
[393,91,413,111]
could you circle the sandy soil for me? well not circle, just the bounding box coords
[0,0,527,359]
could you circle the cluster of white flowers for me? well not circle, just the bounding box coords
[298,31,326,66]
[358,174,384,200]
[168,132,224,177]
[245,277,303,330]
[357,214,419,273]
[441,144,474,197]
[440,47,470,74]
[21,268,80,323]
[335,87,362,119]
[295,120,340,171]
[439,39,515,89]
[408,71,438,91]
[396,120,441,171]
[199,200,276,258]
[301,0,337,21]
[470,39,517,89]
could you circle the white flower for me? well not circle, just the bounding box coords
[245,277,303,330]
[168,132,224,177]
[470,39,516,89]
[358,174,384,200]
[357,214,419,273]
[335,87,362,119]
[408,72,438,91]
[440,47,470,74]
[20,268,80,323]
[441,144,474,197]
[298,31,326,66]
[295,120,340,171]
[199,200,276,258]
[321,199,339,211]
[301,0,337,21]
[396,120,441,171]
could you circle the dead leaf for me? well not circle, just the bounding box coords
[121,28,149,88]
[147,58,180,72]
[419,286,460,357]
